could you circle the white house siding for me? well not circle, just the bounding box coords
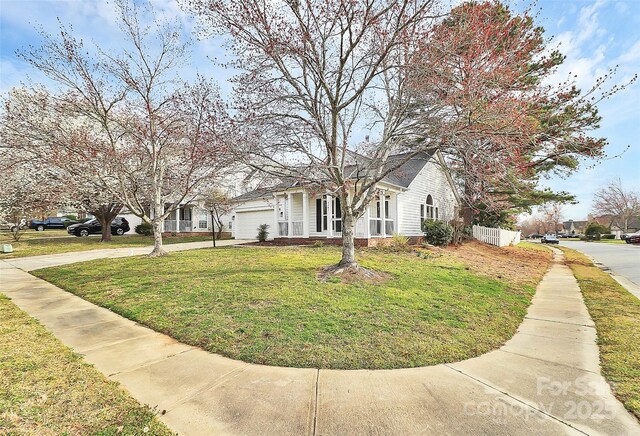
[397,159,457,236]
[232,198,276,240]
[291,193,304,222]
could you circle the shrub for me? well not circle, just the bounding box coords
[423,220,453,246]
[390,233,410,250]
[257,224,269,242]
[601,234,615,240]
[135,222,153,236]
[312,240,325,248]
[62,214,78,220]
[585,222,610,240]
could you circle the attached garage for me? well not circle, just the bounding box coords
[234,209,274,240]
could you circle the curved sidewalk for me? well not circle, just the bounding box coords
[1,247,638,435]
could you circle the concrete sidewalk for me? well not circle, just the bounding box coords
[1,248,638,435]
[1,239,252,271]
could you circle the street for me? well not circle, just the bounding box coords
[563,240,640,298]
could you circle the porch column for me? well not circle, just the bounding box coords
[302,191,310,238]
[380,191,386,237]
[273,195,280,238]
[364,201,371,239]
[287,192,293,238]
[395,193,400,236]
[326,192,333,238]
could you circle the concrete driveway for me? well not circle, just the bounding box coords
[562,240,640,299]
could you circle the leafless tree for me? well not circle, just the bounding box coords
[203,189,232,246]
[538,203,564,234]
[593,179,640,233]
[5,0,231,256]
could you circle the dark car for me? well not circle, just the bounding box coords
[625,231,640,244]
[66,217,130,237]
[541,234,560,244]
[30,216,76,231]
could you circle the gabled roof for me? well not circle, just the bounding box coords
[231,151,435,202]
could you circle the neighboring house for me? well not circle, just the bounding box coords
[229,151,460,245]
[562,219,589,235]
[592,214,640,237]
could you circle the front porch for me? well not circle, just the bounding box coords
[162,204,211,234]
[272,190,398,241]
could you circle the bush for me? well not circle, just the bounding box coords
[585,222,610,240]
[257,224,269,242]
[312,240,325,248]
[423,220,453,246]
[601,234,615,240]
[135,222,153,236]
[389,233,410,250]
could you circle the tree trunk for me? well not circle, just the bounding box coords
[99,219,112,242]
[338,211,357,268]
[210,212,216,248]
[91,204,121,243]
[149,220,167,257]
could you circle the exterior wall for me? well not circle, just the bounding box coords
[232,197,276,240]
[397,159,458,236]
[291,193,304,222]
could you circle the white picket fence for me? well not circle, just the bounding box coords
[472,225,521,247]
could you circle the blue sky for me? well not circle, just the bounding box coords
[0,0,638,220]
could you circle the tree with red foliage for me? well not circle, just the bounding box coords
[407,1,635,224]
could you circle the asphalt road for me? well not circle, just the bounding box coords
[562,240,640,297]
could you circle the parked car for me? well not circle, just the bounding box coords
[29,216,77,231]
[541,234,560,244]
[624,231,640,244]
[528,233,543,239]
[0,218,28,232]
[66,217,130,237]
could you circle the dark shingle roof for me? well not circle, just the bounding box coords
[231,151,435,201]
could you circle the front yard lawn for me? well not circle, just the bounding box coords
[0,233,214,258]
[0,295,173,435]
[34,243,551,370]
[559,247,640,419]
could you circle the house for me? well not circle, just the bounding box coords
[562,219,589,235]
[229,151,460,245]
[592,214,640,237]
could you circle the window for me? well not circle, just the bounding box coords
[421,194,436,227]
[199,219,208,229]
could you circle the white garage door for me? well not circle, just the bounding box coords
[235,210,274,240]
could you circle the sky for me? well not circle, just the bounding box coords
[0,0,638,221]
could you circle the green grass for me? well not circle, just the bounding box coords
[0,233,214,258]
[564,238,627,244]
[34,244,551,370]
[0,294,173,435]
[591,238,627,244]
[559,247,640,419]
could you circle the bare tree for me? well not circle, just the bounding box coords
[538,203,564,235]
[187,0,628,269]
[593,179,640,233]
[6,0,231,256]
[187,0,448,269]
[203,189,232,246]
